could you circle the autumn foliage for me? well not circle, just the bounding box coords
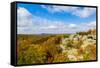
[17,29,96,65]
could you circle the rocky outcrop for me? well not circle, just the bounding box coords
[59,29,96,61]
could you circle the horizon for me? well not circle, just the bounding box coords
[17,28,96,35]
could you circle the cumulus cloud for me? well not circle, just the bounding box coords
[72,8,96,18]
[17,7,65,34]
[68,23,77,29]
[41,5,78,14]
[18,7,30,34]
[17,7,96,34]
[41,5,96,18]
[41,25,58,29]
[75,21,96,32]
[18,7,31,17]
[87,21,96,27]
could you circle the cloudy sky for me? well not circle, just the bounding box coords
[17,3,96,34]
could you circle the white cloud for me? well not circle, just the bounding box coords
[41,5,96,18]
[41,25,58,29]
[41,5,78,13]
[87,21,96,27]
[18,7,32,17]
[17,7,96,34]
[17,7,37,34]
[68,23,77,28]
[17,7,66,34]
[72,8,96,18]
[17,7,33,27]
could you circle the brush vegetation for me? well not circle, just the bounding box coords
[17,29,96,65]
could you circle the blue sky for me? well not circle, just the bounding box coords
[17,3,96,34]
